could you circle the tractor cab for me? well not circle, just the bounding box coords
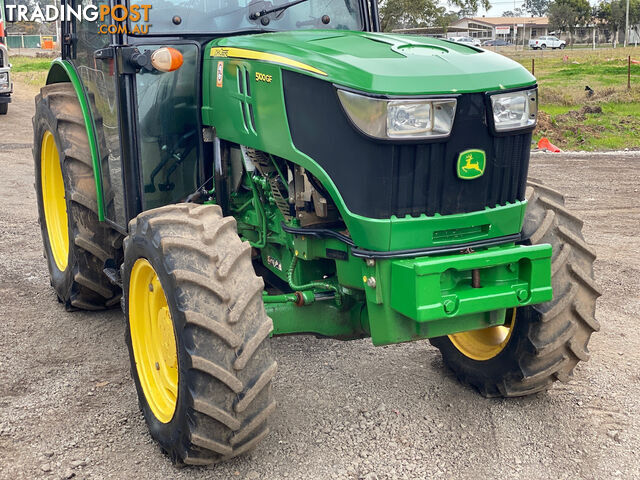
[51,0,379,230]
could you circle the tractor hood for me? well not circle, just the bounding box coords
[210,30,535,95]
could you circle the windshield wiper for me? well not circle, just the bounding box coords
[249,0,310,20]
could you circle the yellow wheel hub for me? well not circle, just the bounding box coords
[129,259,179,423]
[449,309,517,361]
[41,130,69,271]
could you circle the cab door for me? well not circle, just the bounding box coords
[131,42,203,212]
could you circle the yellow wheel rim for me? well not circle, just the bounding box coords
[129,259,179,423]
[41,130,69,271]
[448,309,517,361]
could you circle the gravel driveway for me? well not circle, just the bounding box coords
[1,81,639,480]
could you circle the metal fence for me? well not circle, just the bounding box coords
[6,34,57,49]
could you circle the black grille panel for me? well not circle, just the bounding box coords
[283,71,532,219]
[388,134,530,217]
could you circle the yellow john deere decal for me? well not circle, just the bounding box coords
[211,47,327,76]
[457,149,486,180]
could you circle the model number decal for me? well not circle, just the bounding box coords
[267,255,282,271]
[255,72,272,83]
[212,47,229,57]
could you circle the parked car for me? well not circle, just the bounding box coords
[529,36,566,50]
[449,36,481,47]
[0,43,12,115]
[482,38,511,47]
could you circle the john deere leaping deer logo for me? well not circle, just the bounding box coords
[457,149,486,180]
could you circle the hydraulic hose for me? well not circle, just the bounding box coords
[287,256,339,294]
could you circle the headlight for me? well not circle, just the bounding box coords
[490,88,538,132]
[0,72,8,84]
[337,90,457,140]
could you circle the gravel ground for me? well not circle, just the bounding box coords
[1,82,639,480]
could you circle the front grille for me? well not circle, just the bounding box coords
[389,133,530,218]
[283,71,531,219]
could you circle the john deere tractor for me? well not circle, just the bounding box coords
[31,0,599,466]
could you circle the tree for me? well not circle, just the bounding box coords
[524,0,551,16]
[434,10,461,34]
[597,0,640,45]
[503,8,526,16]
[379,0,489,31]
[548,0,591,44]
[379,0,441,31]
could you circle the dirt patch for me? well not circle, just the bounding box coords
[535,105,640,149]
[536,110,553,133]
[580,105,604,115]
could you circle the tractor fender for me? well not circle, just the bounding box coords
[45,60,106,221]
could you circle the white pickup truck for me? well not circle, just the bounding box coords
[529,36,566,50]
[0,43,11,115]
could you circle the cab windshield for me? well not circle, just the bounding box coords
[129,0,363,35]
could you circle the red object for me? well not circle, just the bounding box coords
[537,137,562,153]
[632,59,640,64]
[0,20,4,40]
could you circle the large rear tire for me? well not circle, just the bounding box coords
[33,83,122,310]
[430,181,600,397]
[123,203,277,465]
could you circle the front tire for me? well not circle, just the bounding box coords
[123,203,276,465]
[0,102,8,115]
[33,83,122,310]
[430,181,600,397]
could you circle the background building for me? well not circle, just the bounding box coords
[450,17,550,43]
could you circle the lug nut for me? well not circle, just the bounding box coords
[365,258,375,267]
[155,362,160,370]
[366,277,376,288]
[149,283,154,292]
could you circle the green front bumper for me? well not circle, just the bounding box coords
[363,244,553,345]
[266,237,552,347]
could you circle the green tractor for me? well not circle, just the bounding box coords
[32,0,599,466]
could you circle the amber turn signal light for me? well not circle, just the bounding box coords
[151,47,183,72]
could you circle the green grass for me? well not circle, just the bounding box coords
[8,55,51,87]
[9,56,52,72]
[539,104,576,115]
[504,47,640,150]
